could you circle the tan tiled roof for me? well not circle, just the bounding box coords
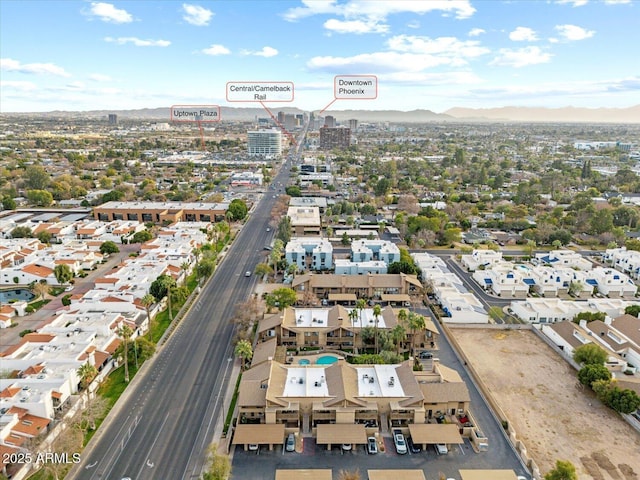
[612,314,640,346]
[252,338,277,367]
[257,313,284,333]
[420,381,470,403]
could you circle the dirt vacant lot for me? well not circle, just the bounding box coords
[452,328,640,480]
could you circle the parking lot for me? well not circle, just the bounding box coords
[231,433,522,480]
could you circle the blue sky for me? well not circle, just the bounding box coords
[1,0,639,113]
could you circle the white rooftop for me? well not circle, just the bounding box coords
[356,365,405,397]
[283,367,329,397]
[292,309,329,328]
[346,308,389,328]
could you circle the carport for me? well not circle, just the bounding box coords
[316,423,367,450]
[232,424,285,451]
[368,470,426,480]
[380,293,411,305]
[328,293,357,304]
[459,470,518,480]
[407,423,463,449]
[276,469,332,480]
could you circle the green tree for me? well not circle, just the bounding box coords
[374,178,391,197]
[132,230,153,243]
[197,258,216,279]
[577,364,611,387]
[99,241,120,255]
[285,185,301,197]
[24,165,50,190]
[54,264,73,285]
[141,293,155,323]
[255,262,274,277]
[624,305,640,317]
[407,312,426,358]
[372,304,382,355]
[11,225,33,238]
[544,460,577,480]
[589,209,614,235]
[227,199,248,221]
[276,215,291,243]
[77,362,98,390]
[234,339,253,371]
[1,195,16,210]
[36,231,52,245]
[608,387,640,414]
[572,311,605,323]
[573,343,608,366]
[388,261,417,275]
[390,323,406,354]
[149,274,177,302]
[341,232,350,246]
[26,189,54,206]
[265,287,297,310]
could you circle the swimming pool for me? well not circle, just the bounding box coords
[316,355,339,365]
[0,288,35,303]
[298,359,311,365]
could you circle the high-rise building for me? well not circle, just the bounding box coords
[108,114,118,125]
[319,126,351,150]
[348,119,358,131]
[247,129,282,158]
[324,115,336,128]
[277,111,286,124]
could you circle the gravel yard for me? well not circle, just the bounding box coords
[452,328,640,480]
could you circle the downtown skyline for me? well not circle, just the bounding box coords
[1,0,639,113]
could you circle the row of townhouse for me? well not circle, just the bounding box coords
[256,305,438,354]
[509,297,634,324]
[603,247,640,280]
[290,273,422,305]
[533,249,593,271]
[413,253,489,324]
[472,259,637,299]
[235,358,472,447]
[542,313,640,393]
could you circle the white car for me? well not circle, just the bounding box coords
[248,443,259,451]
[435,443,448,455]
[367,436,378,454]
[393,430,407,455]
[341,443,352,451]
[285,433,295,452]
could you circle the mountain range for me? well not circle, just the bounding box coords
[2,105,638,123]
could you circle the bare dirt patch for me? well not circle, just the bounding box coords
[452,328,640,479]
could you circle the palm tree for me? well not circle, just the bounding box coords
[348,308,360,354]
[117,324,133,383]
[372,304,382,355]
[407,312,426,358]
[180,261,190,285]
[234,339,253,371]
[77,362,98,390]
[141,293,155,324]
[390,323,406,354]
[397,308,408,327]
[355,298,367,329]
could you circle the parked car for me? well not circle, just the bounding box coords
[285,433,295,452]
[418,351,433,359]
[407,436,422,453]
[393,429,407,455]
[248,444,259,451]
[435,443,448,455]
[341,443,352,451]
[367,436,378,454]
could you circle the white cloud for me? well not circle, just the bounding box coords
[407,20,420,29]
[309,51,464,74]
[490,46,552,68]
[104,37,171,47]
[509,27,538,42]
[88,73,112,82]
[86,2,133,23]
[202,44,230,56]
[604,0,630,4]
[555,0,589,6]
[182,4,213,26]
[241,46,279,57]
[470,76,640,98]
[323,18,388,34]
[0,80,38,91]
[387,35,490,58]
[468,28,485,37]
[1,58,71,77]
[283,0,475,24]
[555,24,595,41]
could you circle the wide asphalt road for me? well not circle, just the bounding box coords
[69,159,295,480]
